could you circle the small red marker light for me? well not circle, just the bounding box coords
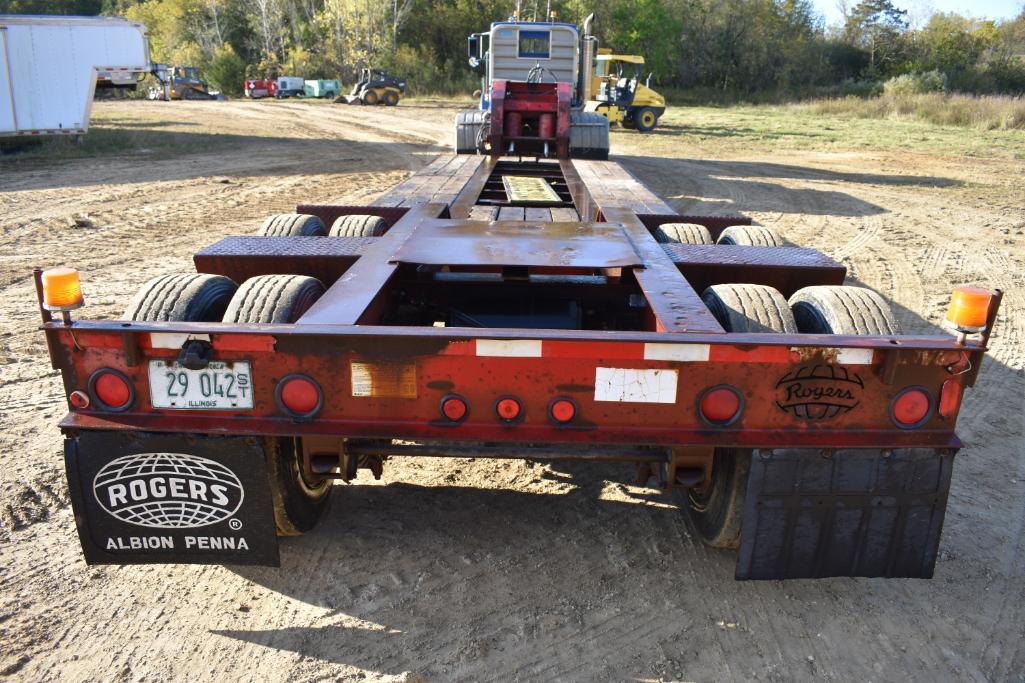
[938,380,962,419]
[277,375,322,418]
[549,398,576,424]
[90,369,133,411]
[441,395,468,422]
[699,386,742,425]
[69,390,90,410]
[496,397,522,422]
[892,387,931,428]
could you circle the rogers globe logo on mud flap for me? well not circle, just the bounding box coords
[775,364,864,420]
[92,453,244,529]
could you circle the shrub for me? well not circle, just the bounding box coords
[883,70,948,96]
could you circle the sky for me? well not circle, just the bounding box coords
[812,0,1024,28]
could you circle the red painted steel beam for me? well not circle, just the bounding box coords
[296,203,447,326]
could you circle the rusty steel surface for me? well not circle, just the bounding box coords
[194,236,372,285]
[391,219,643,269]
[297,203,447,326]
[664,244,847,298]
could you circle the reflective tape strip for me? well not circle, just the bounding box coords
[643,343,710,362]
[476,339,543,357]
[594,367,678,404]
[836,348,875,365]
[789,347,876,365]
[150,332,211,349]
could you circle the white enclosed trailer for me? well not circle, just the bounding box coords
[0,15,150,137]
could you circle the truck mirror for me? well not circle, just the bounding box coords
[467,34,479,60]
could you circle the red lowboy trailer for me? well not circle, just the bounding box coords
[37,148,1001,579]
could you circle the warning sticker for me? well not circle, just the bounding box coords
[351,361,417,398]
[594,367,678,404]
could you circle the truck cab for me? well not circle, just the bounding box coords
[468,20,583,110]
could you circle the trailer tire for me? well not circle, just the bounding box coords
[222,274,326,324]
[717,225,785,247]
[384,90,400,106]
[257,213,327,237]
[266,436,333,536]
[224,277,332,534]
[688,283,796,548]
[329,214,388,237]
[123,273,237,322]
[789,285,901,335]
[654,222,713,244]
[701,283,798,334]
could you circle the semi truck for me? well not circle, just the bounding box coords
[0,14,151,138]
[38,14,1001,580]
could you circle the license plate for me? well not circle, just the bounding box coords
[148,360,253,410]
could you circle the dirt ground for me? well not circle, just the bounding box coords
[1,99,1023,682]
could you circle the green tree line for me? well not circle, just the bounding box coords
[3,0,1024,98]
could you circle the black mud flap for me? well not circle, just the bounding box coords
[736,448,954,580]
[64,431,279,566]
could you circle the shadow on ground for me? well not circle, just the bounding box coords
[616,154,960,217]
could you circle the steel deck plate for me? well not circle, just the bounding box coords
[391,219,643,269]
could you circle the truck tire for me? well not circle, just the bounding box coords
[701,283,798,334]
[633,107,658,132]
[569,111,610,160]
[654,222,713,245]
[266,436,333,536]
[717,225,785,247]
[257,213,327,237]
[455,109,486,154]
[123,273,237,322]
[329,214,388,237]
[689,283,797,548]
[222,274,326,324]
[362,89,379,105]
[789,285,901,335]
[223,276,332,535]
[384,90,400,106]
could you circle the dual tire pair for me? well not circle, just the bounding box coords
[123,270,332,536]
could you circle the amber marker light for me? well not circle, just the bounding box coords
[945,286,993,334]
[41,267,84,312]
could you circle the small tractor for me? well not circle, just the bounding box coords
[148,65,219,101]
[337,68,406,106]
[585,51,666,132]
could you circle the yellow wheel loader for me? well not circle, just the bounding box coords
[585,53,665,132]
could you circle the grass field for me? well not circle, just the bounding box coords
[5,95,1025,166]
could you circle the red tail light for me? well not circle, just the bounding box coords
[276,374,322,418]
[441,395,468,422]
[892,387,931,428]
[495,397,522,422]
[89,369,133,411]
[699,386,742,426]
[549,398,576,424]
